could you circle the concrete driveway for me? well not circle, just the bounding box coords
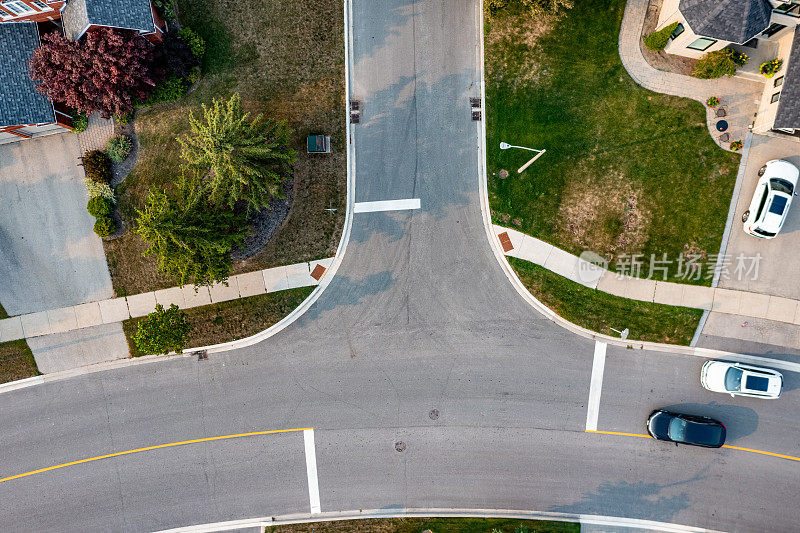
[0,133,113,315]
[698,133,800,354]
[718,134,800,299]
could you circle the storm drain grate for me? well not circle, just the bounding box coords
[196,350,208,361]
[472,110,481,121]
[470,97,481,108]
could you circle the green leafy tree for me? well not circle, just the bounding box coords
[178,93,296,212]
[133,304,191,355]
[135,189,247,287]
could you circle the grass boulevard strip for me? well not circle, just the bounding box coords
[0,428,312,485]
[586,429,800,463]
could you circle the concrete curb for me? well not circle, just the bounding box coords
[153,507,723,533]
[475,1,800,374]
[0,1,357,397]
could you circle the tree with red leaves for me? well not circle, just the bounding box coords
[29,28,163,117]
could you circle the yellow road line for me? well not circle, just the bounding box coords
[586,429,800,463]
[0,427,312,485]
[586,429,652,439]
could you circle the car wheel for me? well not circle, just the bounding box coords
[758,165,767,176]
[742,210,750,222]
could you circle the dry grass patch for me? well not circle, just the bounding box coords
[0,340,39,384]
[266,517,577,533]
[123,286,313,357]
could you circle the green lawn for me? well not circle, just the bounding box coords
[266,517,578,533]
[122,286,314,357]
[486,0,740,285]
[104,0,345,296]
[510,257,702,345]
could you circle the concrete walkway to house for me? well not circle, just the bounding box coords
[495,225,800,329]
[0,258,334,345]
[621,0,764,150]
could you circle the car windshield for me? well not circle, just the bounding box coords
[745,375,770,392]
[754,228,777,237]
[770,178,794,195]
[769,195,788,216]
[668,417,687,440]
[725,367,743,391]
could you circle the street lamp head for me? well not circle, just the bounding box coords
[499,142,511,150]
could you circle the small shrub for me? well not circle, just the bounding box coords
[178,27,206,60]
[82,149,113,182]
[161,29,200,80]
[643,22,679,51]
[114,110,133,124]
[706,96,720,107]
[692,49,739,79]
[142,76,187,105]
[87,196,114,218]
[760,59,783,78]
[71,111,88,133]
[106,135,132,162]
[93,216,116,238]
[732,51,749,66]
[133,304,192,355]
[153,0,175,19]
[730,140,743,151]
[85,178,115,202]
[187,65,201,85]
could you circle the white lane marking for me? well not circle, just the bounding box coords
[353,198,421,213]
[585,341,607,432]
[303,429,321,515]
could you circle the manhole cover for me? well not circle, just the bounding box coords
[429,409,439,420]
[395,441,406,452]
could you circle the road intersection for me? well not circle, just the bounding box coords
[0,1,799,532]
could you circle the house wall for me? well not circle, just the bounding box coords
[0,0,65,23]
[753,29,797,133]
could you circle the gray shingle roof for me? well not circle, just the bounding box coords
[679,0,772,44]
[0,23,55,127]
[62,0,156,40]
[774,29,800,130]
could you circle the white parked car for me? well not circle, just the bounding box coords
[700,360,783,399]
[742,159,799,239]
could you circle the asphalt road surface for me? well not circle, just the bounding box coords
[1,2,799,532]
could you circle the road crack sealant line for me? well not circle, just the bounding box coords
[473,3,800,373]
[153,507,724,533]
[0,0,358,397]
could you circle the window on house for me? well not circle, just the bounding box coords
[2,1,36,15]
[775,3,800,18]
[32,0,50,9]
[670,23,684,40]
[774,76,784,88]
[771,92,781,104]
[761,23,787,38]
[687,37,717,51]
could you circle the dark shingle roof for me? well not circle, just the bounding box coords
[0,23,55,127]
[63,0,155,40]
[679,0,772,44]
[774,29,800,130]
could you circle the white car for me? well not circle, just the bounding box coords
[700,360,783,399]
[742,159,799,239]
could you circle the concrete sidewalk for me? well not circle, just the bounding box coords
[496,225,800,327]
[0,258,333,343]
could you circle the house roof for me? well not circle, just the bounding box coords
[774,29,800,130]
[0,23,55,127]
[678,0,772,44]
[62,0,155,41]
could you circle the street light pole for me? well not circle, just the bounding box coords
[499,142,546,174]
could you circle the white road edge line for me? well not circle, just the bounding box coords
[585,341,607,432]
[152,507,723,533]
[353,198,421,213]
[303,429,321,515]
